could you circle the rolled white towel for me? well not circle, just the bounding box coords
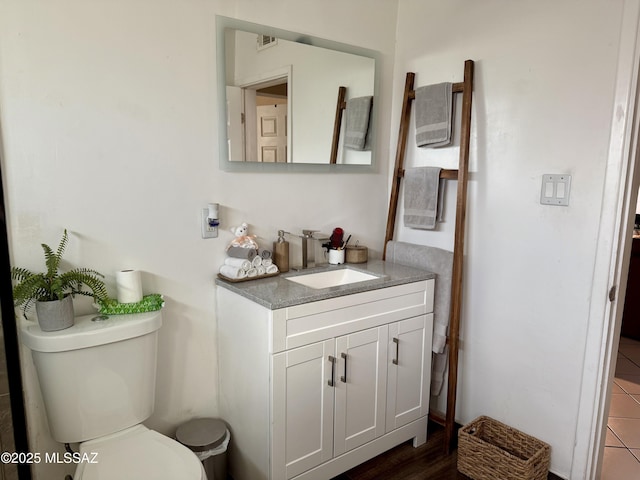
[225,257,251,271]
[265,264,279,274]
[257,265,266,276]
[219,265,247,279]
[261,257,273,267]
[251,256,262,268]
[246,268,258,277]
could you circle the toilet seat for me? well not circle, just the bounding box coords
[74,425,206,480]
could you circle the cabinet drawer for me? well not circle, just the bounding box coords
[271,280,433,353]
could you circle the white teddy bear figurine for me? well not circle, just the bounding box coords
[231,222,248,237]
[227,222,259,250]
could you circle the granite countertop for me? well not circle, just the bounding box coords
[214,260,436,310]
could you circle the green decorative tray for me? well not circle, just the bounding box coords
[96,294,165,315]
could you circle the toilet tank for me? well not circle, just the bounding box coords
[20,311,163,443]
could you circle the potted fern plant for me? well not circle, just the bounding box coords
[11,229,109,331]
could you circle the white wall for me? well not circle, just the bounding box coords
[391,0,626,477]
[0,1,398,478]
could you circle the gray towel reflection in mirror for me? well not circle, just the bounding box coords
[344,96,373,150]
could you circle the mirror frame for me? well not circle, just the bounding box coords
[216,15,380,173]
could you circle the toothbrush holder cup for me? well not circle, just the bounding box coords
[327,249,345,265]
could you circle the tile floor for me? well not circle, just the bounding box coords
[603,336,640,479]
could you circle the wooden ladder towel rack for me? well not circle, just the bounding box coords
[383,60,474,454]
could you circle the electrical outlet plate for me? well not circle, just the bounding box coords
[201,208,218,238]
[540,174,571,206]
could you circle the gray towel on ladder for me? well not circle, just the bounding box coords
[344,96,373,150]
[404,167,442,229]
[385,240,453,396]
[415,82,453,147]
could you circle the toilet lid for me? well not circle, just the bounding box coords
[74,425,204,480]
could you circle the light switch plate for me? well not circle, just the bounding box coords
[540,174,571,206]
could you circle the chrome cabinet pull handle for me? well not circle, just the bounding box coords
[340,352,348,383]
[393,337,399,365]
[328,355,336,387]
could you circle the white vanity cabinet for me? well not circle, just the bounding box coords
[272,325,389,479]
[217,278,434,480]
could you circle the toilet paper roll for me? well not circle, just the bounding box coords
[116,269,143,304]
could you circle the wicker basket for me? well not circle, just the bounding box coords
[457,416,550,480]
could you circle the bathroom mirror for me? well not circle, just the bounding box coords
[216,16,379,172]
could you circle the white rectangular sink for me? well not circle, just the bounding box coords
[285,268,380,289]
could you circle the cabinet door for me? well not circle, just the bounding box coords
[386,314,433,432]
[272,340,335,479]
[334,326,388,456]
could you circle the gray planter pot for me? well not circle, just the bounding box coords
[35,295,75,332]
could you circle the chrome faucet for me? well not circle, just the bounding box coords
[297,230,330,269]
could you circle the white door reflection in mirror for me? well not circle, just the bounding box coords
[229,64,292,163]
[226,86,245,162]
[258,103,287,163]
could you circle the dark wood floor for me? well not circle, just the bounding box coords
[333,422,563,480]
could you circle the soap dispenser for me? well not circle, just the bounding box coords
[273,230,290,273]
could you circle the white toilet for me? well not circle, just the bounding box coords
[20,310,206,480]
